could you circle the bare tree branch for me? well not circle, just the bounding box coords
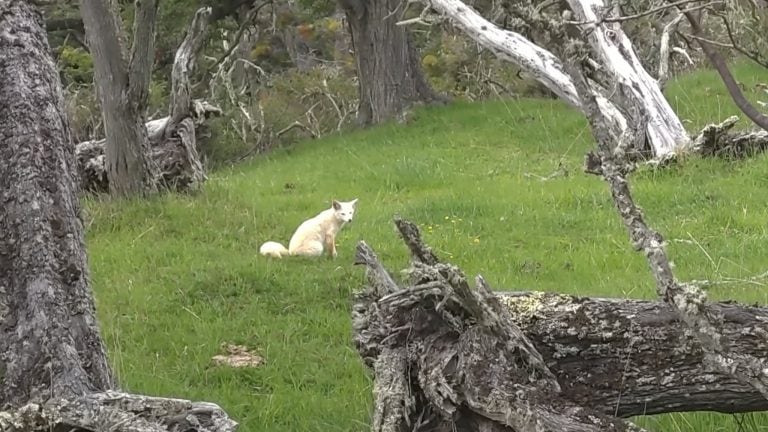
[565,0,722,24]
[678,6,768,131]
[566,59,768,400]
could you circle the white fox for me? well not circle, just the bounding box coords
[259,198,358,259]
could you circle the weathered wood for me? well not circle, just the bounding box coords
[691,116,768,158]
[75,8,221,194]
[354,218,768,431]
[566,0,690,155]
[424,0,689,157]
[498,291,768,417]
[353,218,646,431]
[1,3,237,429]
[0,391,237,432]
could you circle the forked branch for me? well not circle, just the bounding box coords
[567,61,768,399]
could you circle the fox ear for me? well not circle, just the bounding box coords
[332,199,341,210]
[350,198,358,208]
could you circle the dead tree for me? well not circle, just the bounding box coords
[351,10,768,430]
[0,1,236,429]
[338,0,447,125]
[352,219,768,430]
[75,7,222,195]
[412,0,768,160]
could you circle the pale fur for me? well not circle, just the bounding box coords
[259,198,358,259]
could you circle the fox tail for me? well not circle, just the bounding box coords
[259,241,289,258]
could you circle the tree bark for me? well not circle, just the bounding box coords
[498,291,768,417]
[353,219,645,431]
[352,218,768,431]
[338,0,447,126]
[75,8,221,194]
[0,2,237,429]
[79,0,158,197]
[0,0,114,408]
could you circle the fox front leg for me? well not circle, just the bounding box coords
[325,234,337,258]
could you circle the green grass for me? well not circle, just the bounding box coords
[85,60,768,431]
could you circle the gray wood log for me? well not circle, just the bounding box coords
[352,217,768,431]
[498,291,768,417]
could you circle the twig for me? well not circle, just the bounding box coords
[201,0,271,78]
[565,0,722,25]
[681,7,768,131]
[657,13,684,89]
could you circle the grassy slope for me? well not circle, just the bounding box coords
[85,61,768,431]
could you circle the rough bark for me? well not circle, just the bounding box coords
[338,0,447,126]
[353,218,646,432]
[0,2,237,429]
[498,291,768,417]
[353,218,768,431]
[79,0,158,197]
[0,0,115,408]
[0,391,236,431]
[75,8,221,194]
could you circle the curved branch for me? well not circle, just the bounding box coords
[680,8,768,131]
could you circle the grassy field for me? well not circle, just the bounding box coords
[85,61,768,431]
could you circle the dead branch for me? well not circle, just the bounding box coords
[353,217,649,431]
[678,5,768,131]
[565,0,722,25]
[567,58,768,399]
[0,391,236,431]
[201,0,272,79]
[658,13,685,89]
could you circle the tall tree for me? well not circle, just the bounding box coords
[79,0,159,197]
[338,0,445,125]
[0,0,114,406]
[0,1,235,428]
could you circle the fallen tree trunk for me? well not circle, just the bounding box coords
[352,218,768,430]
[75,7,222,194]
[498,291,768,417]
[76,99,221,194]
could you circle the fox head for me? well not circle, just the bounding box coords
[332,198,358,223]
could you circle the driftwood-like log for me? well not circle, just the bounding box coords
[498,291,768,417]
[354,218,648,431]
[0,391,237,431]
[691,115,768,158]
[354,218,768,430]
[75,8,222,194]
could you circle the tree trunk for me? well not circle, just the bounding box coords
[498,291,768,417]
[0,2,237,428]
[75,8,221,194]
[338,0,446,125]
[0,0,114,408]
[352,218,768,431]
[79,0,157,197]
